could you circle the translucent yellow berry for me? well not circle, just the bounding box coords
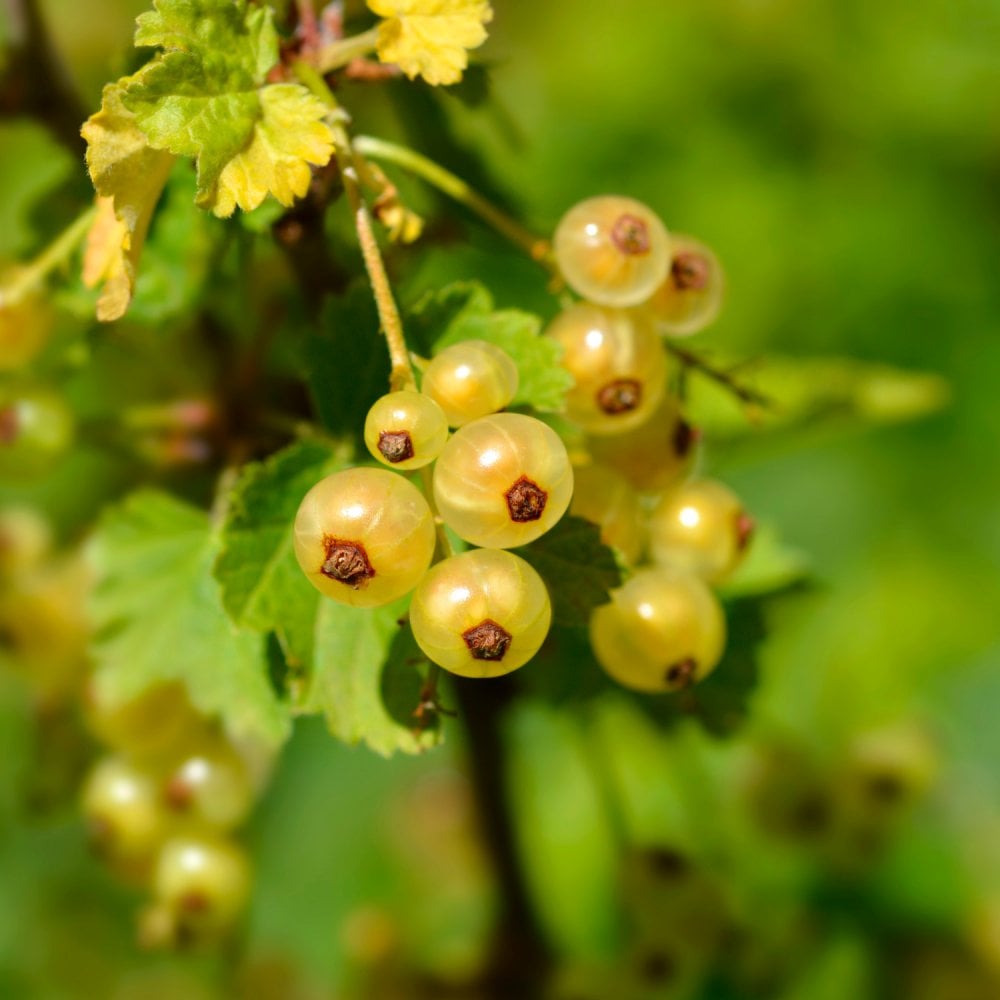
[645,236,723,337]
[364,390,449,470]
[421,340,519,427]
[570,463,643,564]
[294,467,436,608]
[589,568,726,693]
[648,479,754,584]
[546,303,668,435]
[553,195,671,307]
[432,412,573,548]
[409,549,552,678]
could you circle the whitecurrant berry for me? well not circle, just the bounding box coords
[294,467,435,607]
[645,236,723,337]
[162,739,254,833]
[153,836,250,934]
[363,390,448,470]
[409,549,552,678]
[0,382,74,478]
[432,412,573,548]
[587,395,698,495]
[648,479,754,584]
[546,303,667,434]
[589,568,726,693]
[553,195,671,307]
[570,463,644,564]
[421,340,519,427]
[82,755,167,865]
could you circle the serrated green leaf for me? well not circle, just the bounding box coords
[411,281,573,412]
[214,440,343,671]
[298,598,438,757]
[89,489,290,745]
[120,0,334,217]
[517,516,622,627]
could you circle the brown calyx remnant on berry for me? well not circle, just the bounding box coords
[0,405,18,445]
[597,378,642,415]
[735,511,756,551]
[645,847,689,880]
[671,251,710,291]
[164,776,193,812]
[179,891,210,913]
[665,657,697,689]
[639,950,676,985]
[321,538,375,588]
[866,772,905,804]
[462,619,513,661]
[378,430,414,464]
[505,476,547,522]
[610,213,651,256]
[672,418,699,458]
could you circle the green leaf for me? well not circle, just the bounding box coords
[517,516,623,627]
[305,286,391,440]
[120,0,334,217]
[411,281,573,413]
[214,440,342,671]
[718,522,810,600]
[89,489,290,746]
[684,354,950,441]
[297,599,438,757]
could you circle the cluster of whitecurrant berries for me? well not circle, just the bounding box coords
[80,683,268,947]
[294,194,753,692]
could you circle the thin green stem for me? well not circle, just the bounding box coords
[317,26,379,73]
[293,63,416,392]
[0,205,96,307]
[352,134,553,266]
[665,342,772,410]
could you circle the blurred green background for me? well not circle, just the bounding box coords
[1,0,999,996]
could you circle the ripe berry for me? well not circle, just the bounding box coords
[162,739,254,832]
[421,340,519,427]
[648,479,754,584]
[553,195,671,307]
[0,382,73,478]
[409,549,552,677]
[589,567,726,693]
[432,412,573,548]
[587,395,698,495]
[0,505,51,582]
[570,463,644,564]
[645,236,723,337]
[153,836,250,934]
[363,390,448,470]
[82,755,167,865]
[546,303,667,434]
[294,468,435,608]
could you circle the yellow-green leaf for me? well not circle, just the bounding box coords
[81,84,175,322]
